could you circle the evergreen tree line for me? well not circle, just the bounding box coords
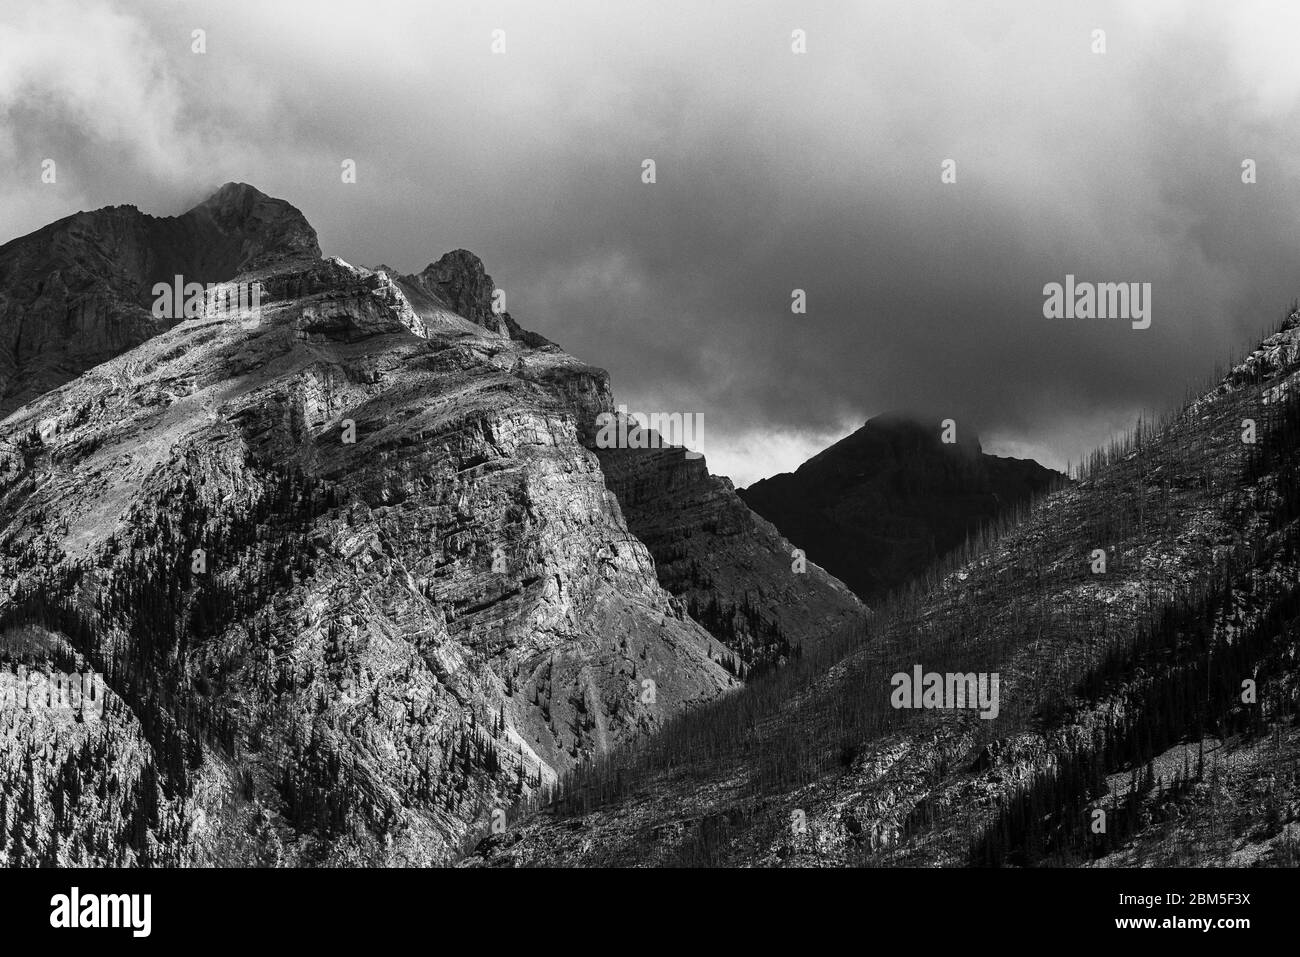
[0,713,188,866]
[685,589,795,677]
[0,456,338,859]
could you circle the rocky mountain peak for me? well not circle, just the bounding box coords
[196,180,265,208]
[180,182,321,272]
[387,250,551,347]
[416,249,500,330]
[0,184,321,414]
[861,409,983,455]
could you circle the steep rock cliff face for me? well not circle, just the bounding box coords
[596,437,865,672]
[0,244,732,865]
[375,250,866,670]
[0,183,320,415]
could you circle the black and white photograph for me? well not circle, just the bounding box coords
[0,0,1291,940]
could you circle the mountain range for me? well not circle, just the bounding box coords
[473,315,1300,866]
[6,184,1275,871]
[0,185,869,865]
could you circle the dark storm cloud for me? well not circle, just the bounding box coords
[3,0,1299,483]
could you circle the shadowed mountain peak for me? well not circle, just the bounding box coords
[738,411,1061,601]
[811,410,984,465]
[179,182,322,271]
[418,249,495,326]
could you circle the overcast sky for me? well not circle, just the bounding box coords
[3,0,1299,485]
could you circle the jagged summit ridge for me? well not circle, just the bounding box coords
[418,249,498,329]
[0,183,569,416]
[0,183,320,414]
[378,250,553,348]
